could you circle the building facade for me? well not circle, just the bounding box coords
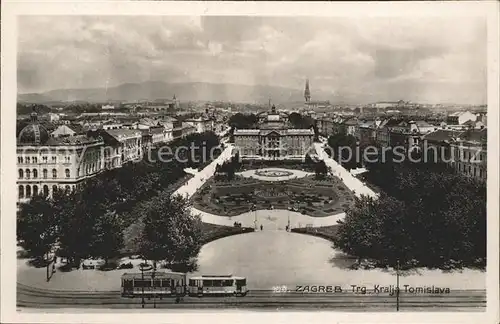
[233,105,315,159]
[17,113,105,204]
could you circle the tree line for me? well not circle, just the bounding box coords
[17,132,220,269]
[333,151,486,270]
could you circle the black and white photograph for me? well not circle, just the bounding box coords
[1,1,499,323]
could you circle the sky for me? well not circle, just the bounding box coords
[18,16,487,104]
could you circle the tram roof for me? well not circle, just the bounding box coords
[121,271,186,279]
[190,275,246,280]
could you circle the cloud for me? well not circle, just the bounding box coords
[17,15,486,104]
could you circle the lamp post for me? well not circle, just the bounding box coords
[152,262,156,309]
[141,266,145,308]
[396,259,400,311]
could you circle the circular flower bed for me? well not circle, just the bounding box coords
[255,169,294,178]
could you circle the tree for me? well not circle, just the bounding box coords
[337,158,486,269]
[228,113,258,129]
[17,195,59,262]
[327,133,359,170]
[314,160,328,179]
[90,211,124,265]
[138,192,203,269]
[54,190,94,267]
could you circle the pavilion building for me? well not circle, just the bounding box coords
[233,105,315,160]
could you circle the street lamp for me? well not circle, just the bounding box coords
[396,259,400,311]
[140,265,145,308]
[152,262,156,309]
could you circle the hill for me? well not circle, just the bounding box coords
[18,81,340,104]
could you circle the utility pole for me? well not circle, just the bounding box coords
[152,262,156,309]
[141,267,145,308]
[396,259,400,311]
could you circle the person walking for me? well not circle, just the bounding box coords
[260,224,263,231]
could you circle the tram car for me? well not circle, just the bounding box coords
[121,271,187,298]
[188,275,248,297]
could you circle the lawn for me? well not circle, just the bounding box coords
[192,174,355,217]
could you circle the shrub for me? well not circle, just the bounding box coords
[119,262,134,269]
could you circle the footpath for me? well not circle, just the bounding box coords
[313,142,378,199]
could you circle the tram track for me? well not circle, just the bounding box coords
[17,283,486,310]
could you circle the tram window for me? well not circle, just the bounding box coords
[189,279,195,286]
[212,280,222,287]
[223,280,234,286]
[153,280,161,287]
[123,279,133,288]
[134,279,152,288]
[203,280,213,287]
[236,279,247,286]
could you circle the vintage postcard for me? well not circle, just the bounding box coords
[1,1,499,323]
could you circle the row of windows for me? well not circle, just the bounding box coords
[18,184,72,199]
[457,163,486,179]
[18,156,58,164]
[455,150,484,162]
[18,168,71,179]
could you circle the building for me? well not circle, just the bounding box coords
[184,116,214,133]
[51,124,84,138]
[375,118,403,147]
[446,111,477,125]
[102,104,115,110]
[316,118,335,137]
[388,120,436,151]
[343,118,359,137]
[17,112,105,204]
[304,79,331,110]
[422,128,487,182]
[98,129,143,169]
[450,128,487,181]
[233,105,315,159]
[48,113,60,122]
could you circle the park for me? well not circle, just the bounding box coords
[16,136,486,295]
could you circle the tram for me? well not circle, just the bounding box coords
[121,271,187,298]
[188,275,248,297]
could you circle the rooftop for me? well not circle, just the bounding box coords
[105,129,142,140]
[44,135,103,146]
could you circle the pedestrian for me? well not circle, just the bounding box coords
[260,224,263,231]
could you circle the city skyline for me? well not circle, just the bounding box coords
[18,16,486,105]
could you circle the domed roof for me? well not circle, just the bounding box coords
[17,112,49,145]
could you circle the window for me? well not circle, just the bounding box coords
[43,185,49,197]
[18,169,23,179]
[43,156,48,163]
[18,157,23,164]
[65,185,71,192]
[33,185,38,196]
[65,156,70,163]
[33,157,38,163]
[65,169,70,178]
[52,169,57,179]
[26,157,30,164]
[43,169,47,179]
[52,156,57,163]
[52,185,58,194]
[33,169,38,179]
[18,185,24,199]
[26,169,31,179]
[26,186,31,198]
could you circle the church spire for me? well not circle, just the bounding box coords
[304,79,311,103]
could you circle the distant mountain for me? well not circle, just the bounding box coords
[18,81,343,105]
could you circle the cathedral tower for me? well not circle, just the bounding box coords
[304,79,311,103]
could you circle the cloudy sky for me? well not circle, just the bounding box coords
[18,16,486,104]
